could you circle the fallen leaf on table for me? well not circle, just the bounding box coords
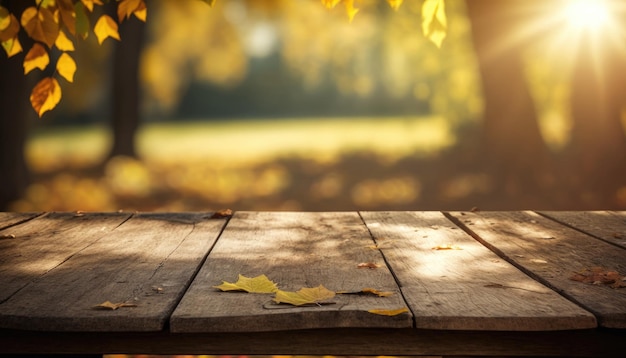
[92,301,137,310]
[214,274,278,293]
[570,267,626,289]
[338,288,394,297]
[273,285,335,306]
[432,244,462,250]
[368,307,409,316]
[211,209,233,218]
[357,262,381,269]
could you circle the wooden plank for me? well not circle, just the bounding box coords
[360,211,596,331]
[0,212,131,303]
[447,211,626,328]
[0,212,227,332]
[1,328,625,357]
[0,212,42,230]
[171,211,412,333]
[540,211,626,250]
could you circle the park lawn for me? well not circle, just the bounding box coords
[20,116,456,212]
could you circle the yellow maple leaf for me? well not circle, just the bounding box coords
[387,0,403,11]
[273,285,336,306]
[57,52,77,83]
[1,36,22,57]
[422,0,447,48]
[23,43,49,75]
[30,77,62,117]
[214,274,278,293]
[368,307,409,316]
[94,14,120,44]
[92,300,137,310]
[55,30,75,51]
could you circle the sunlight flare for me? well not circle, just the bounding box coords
[564,0,610,31]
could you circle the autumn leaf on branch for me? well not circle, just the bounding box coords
[214,274,279,293]
[94,15,120,44]
[23,43,49,75]
[273,285,336,306]
[57,52,77,83]
[422,0,447,48]
[30,77,62,118]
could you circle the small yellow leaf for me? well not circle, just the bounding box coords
[23,43,50,75]
[422,0,447,48]
[0,7,10,31]
[92,300,137,310]
[57,52,77,83]
[94,14,120,44]
[81,0,104,12]
[273,285,336,306]
[321,0,341,9]
[55,30,75,51]
[387,0,403,11]
[368,307,409,316]
[30,77,62,117]
[344,0,359,22]
[133,4,147,22]
[361,288,394,297]
[214,274,278,293]
[118,0,142,22]
[2,36,22,57]
[0,12,20,42]
[357,262,381,269]
[432,244,462,250]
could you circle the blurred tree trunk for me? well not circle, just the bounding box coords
[0,1,32,210]
[570,35,626,191]
[466,0,549,193]
[108,16,145,159]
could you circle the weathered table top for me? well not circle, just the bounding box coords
[0,211,625,356]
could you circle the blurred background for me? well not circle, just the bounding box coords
[2,0,626,212]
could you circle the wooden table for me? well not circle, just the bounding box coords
[1,211,625,357]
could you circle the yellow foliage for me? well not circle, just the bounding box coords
[55,30,75,51]
[30,77,62,118]
[273,285,336,306]
[94,15,120,44]
[23,43,49,74]
[1,36,22,57]
[57,52,77,83]
[214,274,279,293]
[422,0,447,48]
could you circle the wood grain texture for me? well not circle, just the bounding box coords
[0,212,226,332]
[361,211,596,331]
[0,212,41,230]
[171,211,412,333]
[540,211,626,249]
[448,211,626,328]
[0,212,131,303]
